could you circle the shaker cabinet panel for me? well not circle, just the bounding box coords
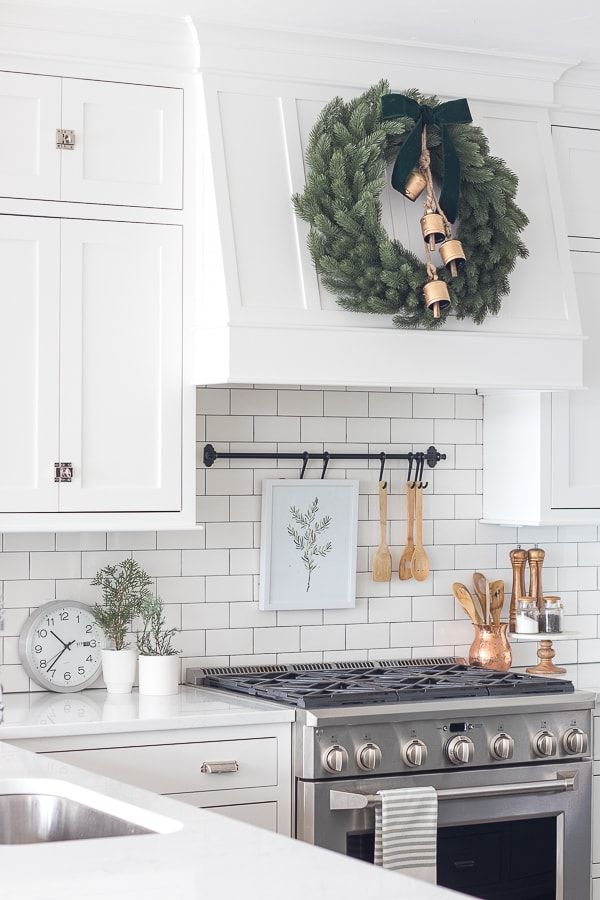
[58,219,183,512]
[60,79,183,209]
[0,72,61,200]
[551,251,600,508]
[0,216,60,511]
[553,126,600,238]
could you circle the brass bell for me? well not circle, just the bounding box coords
[403,169,427,202]
[420,213,445,251]
[439,239,466,278]
[423,278,451,319]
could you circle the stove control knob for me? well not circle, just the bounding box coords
[533,730,557,758]
[403,739,428,768]
[323,744,348,773]
[356,742,382,771]
[445,735,474,765]
[562,727,588,756]
[490,733,514,761]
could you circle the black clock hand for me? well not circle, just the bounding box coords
[46,640,75,673]
[50,630,70,649]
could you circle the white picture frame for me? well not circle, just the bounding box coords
[259,478,359,611]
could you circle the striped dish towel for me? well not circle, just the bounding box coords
[373,787,438,884]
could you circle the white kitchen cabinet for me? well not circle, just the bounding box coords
[28,723,292,836]
[0,71,183,209]
[60,78,183,209]
[0,215,184,520]
[59,219,182,512]
[0,216,60,512]
[553,126,600,238]
[0,72,61,200]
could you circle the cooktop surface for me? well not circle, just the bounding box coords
[187,661,574,709]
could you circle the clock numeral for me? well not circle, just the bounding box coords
[34,644,42,653]
[59,611,69,621]
[48,667,56,677]
[39,659,47,668]
[85,624,93,634]
[86,655,93,662]
[38,628,47,638]
[78,667,85,675]
[64,672,71,681]
[46,617,54,626]
[88,640,97,648]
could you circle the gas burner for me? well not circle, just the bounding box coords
[187,660,574,709]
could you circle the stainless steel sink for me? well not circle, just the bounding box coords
[0,778,182,844]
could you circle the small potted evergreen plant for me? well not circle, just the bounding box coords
[92,558,153,694]
[137,595,180,696]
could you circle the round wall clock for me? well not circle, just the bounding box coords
[19,600,104,692]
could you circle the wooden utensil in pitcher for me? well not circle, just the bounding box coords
[489,580,505,625]
[372,480,392,582]
[452,583,482,625]
[399,481,415,581]
[411,485,429,582]
[473,572,487,609]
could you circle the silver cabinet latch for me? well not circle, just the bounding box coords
[56,129,75,149]
[54,463,73,483]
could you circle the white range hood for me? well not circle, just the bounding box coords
[193,23,583,390]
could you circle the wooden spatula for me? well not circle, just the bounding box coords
[399,482,415,580]
[452,583,482,625]
[473,572,487,609]
[372,481,392,582]
[489,579,505,625]
[411,486,429,582]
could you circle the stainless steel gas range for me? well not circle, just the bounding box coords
[188,658,594,900]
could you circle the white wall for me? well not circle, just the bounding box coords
[1,383,599,692]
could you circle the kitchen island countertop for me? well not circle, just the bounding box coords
[0,741,463,900]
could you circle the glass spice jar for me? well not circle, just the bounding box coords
[515,598,539,634]
[539,596,563,634]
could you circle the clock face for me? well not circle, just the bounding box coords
[19,601,104,693]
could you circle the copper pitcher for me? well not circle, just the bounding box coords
[468,623,512,671]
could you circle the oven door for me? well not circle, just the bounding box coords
[297,760,591,900]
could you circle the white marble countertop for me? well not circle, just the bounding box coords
[0,741,461,900]
[0,686,295,740]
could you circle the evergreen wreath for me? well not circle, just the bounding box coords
[292,81,529,329]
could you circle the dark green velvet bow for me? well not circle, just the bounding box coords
[381,93,472,223]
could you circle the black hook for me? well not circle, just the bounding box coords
[411,454,421,489]
[321,452,330,480]
[299,451,309,480]
[407,453,414,485]
[419,453,428,490]
[378,452,386,484]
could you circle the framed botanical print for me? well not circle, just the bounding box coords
[259,479,359,611]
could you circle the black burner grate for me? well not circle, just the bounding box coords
[190,662,574,709]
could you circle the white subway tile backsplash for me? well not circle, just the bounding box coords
[3,383,600,691]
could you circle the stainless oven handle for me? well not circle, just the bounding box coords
[330,772,577,810]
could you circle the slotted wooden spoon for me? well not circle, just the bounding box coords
[372,480,392,582]
[411,486,429,582]
[489,579,505,625]
[399,482,415,580]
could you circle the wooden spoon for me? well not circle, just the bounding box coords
[452,583,482,625]
[489,579,505,625]
[372,481,392,582]
[473,572,487,609]
[398,482,415,580]
[411,486,429,582]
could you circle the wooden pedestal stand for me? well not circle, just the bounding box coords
[508,631,579,676]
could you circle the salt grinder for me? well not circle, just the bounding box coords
[509,547,528,632]
[528,546,545,612]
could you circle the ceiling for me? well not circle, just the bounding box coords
[21,0,600,66]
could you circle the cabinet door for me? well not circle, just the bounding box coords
[551,251,600,508]
[553,126,600,238]
[0,216,60,511]
[0,72,61,200]
[59,219,182,512]
[60,79,183,208]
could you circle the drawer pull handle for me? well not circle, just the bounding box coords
[200,760,239,774]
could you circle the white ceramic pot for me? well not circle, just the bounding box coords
[138,655,180,696]
[101,648,137,694]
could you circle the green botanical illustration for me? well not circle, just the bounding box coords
[287,497,333,592]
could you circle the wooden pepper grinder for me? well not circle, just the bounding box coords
[528,546,545,612]
[509,547,528,632]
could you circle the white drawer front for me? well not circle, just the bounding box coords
[206,801,277,831]
[45,737,278,794]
